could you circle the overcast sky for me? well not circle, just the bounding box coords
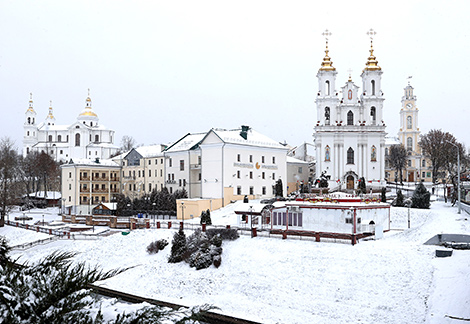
[1,0,469,153]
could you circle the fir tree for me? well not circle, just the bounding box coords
[411,181,431,209]
[168,228,188,263]
[275,179,284,197]
[394,189,405,207]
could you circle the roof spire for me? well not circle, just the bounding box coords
[364,28,381,71]
[27,92,35,113]
[46,100,55,124]
[319,29,335,71]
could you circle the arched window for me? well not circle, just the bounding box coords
[48,135,52,142]
[325,145,330,162]
[27,131,30,136]
[348,89,352,100]
[371,80,376,95]
[90,122,93,127]
[407,137,413,151]
[371,145,377,162]
[422,159,426,167]
[26,147,29,154]
[58,135,61,142]
[325,107,330,125]
[32,118,35,124]
[347,148,354,164]
[75,133,80,147]
[325,80,330,96]
[347,111,354,125]
[370,107,376,124]
[407,116,412,129]
[27,117,31,124]
[95,135,99,142]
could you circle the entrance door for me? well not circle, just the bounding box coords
[347,175,355,189]
[408,172,414,182]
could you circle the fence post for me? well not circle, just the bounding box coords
[168,221,172,229]
[49,229,52,235]
[202,223,206,232]
[157,221,160,229]
[36,226,39,232]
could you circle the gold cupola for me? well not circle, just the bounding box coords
[364,29,381,71]
[45,100,56,125]
[319,39,336,71]
[27,93,35,113]
[78,89,98,118]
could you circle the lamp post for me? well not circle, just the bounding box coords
[447,141,461,214]
[127,203,131,229]
[180,202,185,229]
[249,205,253,238]
[152,202,156,227]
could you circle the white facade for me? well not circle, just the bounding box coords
[314,38,386,190]
[23,93,118,161]
[164,126,289,203]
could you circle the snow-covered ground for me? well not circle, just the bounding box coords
[1,201,469,324]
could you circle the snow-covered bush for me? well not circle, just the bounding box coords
[392,189,405,207]
[206,228,239,241]
[146,239,169,254]
[0,235,11,266]
[168,229,187,263]
[200,209,212,225]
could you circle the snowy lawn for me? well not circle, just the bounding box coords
[2,201,470,324]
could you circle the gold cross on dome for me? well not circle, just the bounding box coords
[367,28,376,41]
[347,68,353,81]
[322,29,332,41]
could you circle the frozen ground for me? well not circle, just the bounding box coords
[1,201,469,324]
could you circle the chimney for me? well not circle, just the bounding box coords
[240,125,250,140]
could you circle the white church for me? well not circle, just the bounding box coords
[23,91,118,161]
[314,31,386,190]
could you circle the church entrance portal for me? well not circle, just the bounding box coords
[408,172,414,182]
[346,176,355,189]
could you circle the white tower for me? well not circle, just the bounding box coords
[77,89,99,127]
[23,93,37,156]
[45,100,56,126]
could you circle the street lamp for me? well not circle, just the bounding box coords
[152,202,156,227]
[447,141,461,214]
[249,205,253,238]
[180,202,185,229]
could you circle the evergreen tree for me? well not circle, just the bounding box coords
[411,181,431,209]
[275,179,284,197]
[381,187,387,203]
[394,189,405,207]
[0,235,11,266]
[168,228,188,263]
[204,209,212,225]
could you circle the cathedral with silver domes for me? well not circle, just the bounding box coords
[23,91,118,161]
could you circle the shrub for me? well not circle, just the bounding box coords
[411,181,431,209]
[146,239,169,254]
[168,229,187,263]
[393,189,405,207]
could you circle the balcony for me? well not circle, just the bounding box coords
[80,188,90,193]
[92,176,109,181]
[80,176,90,181]
[166,180,176,184]
[92,188,108,193]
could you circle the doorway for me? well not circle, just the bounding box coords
[408,172,414,182]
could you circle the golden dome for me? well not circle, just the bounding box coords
[319,41,335,71]
[79,108,98,117]
[364,41,381,71]
[27,93,35,113]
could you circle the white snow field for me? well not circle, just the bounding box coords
[2,201,469,324]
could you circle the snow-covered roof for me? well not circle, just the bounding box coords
[234,203,268,215]
[287,156,309,164]
[94,202,117,210]
[63,158,120,167]
[26,191,61,199]
[164,133,207,152]
[210,127,288,150]
[135,145,165,158]
[385,136,401,145]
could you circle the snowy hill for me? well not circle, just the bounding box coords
[2,201,470,323]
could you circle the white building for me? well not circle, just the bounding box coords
[314,34,386,190]
[23,92,118,161]
[165,126,289,206]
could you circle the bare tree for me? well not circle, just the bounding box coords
[387,144,407,184]
[419,129,455,183]
[120,135,137,152]
[442,139,468,205]
[0,138,20,226]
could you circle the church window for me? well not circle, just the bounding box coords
[75,133,80,146]
[325,107,330,125]
[347,111,354,125]
[60,150,63,154]
[27,117,31,124]
[348,89,352,100]
[48,135,52,142]
[26,147,29,154]
[58,135,62,142]
[90,122,93,127]
[370,107,376,124]
[347,148,354,164]
[371,146,377,162]
[32,118,35,124]
[325,80,330,96]
[371,80,376,95]
[407,116,412,129]
[27,131,30,136]
[325,145,330,162]
[95,135,99,142]
[76,126,79,129]
[66,135,69,142]
[407,137,413,151]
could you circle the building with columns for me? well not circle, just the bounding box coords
[23,92,118,161]
[314,32,386,190]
